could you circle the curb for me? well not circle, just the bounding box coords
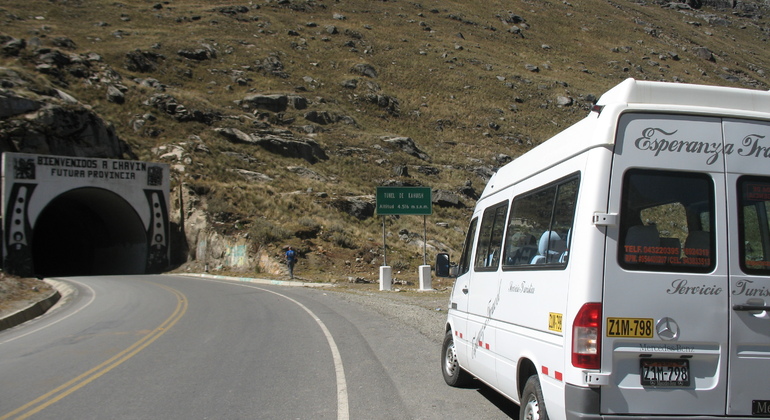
[181,273,335,288]
[0,280,61,333]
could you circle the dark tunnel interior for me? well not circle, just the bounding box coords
[31,187,148,277]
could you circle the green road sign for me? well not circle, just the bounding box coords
[376,186,432,215]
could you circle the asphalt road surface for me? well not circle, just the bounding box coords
[0,275,517,419]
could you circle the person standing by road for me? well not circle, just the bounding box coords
[285,246,297,279]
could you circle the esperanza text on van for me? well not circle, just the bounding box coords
[635,128,769,165]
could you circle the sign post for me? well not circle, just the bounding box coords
[375,186,433,291]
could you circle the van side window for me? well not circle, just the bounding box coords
[503,176,579,268]
[738,176,770,274]
[619,169,714,272]
[457,218,478,276]
[474,202,509,271]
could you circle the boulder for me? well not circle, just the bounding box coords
[556,95,573,107]
[178,47,215,61]
[229,168,273,182]
[351,63,377,78]
[472,166,496,182]
[381,136,430,161]
[214,127,256,145]
[331,196,375,220]
[144,94,221,125]
[52,36,77,50]
[304,110,337,125]
[393,165,409,177]
[255,55,289,78]
[364,94,399,116]
[458,180,478,200]
[106,85,125,104]
[1,37,26,56]
[252,133,328,164]
[38,50,72,67]
[215,5,249,15]
[215,128,328,164]
[0,90,41,118]
[242,94,289,112]
[125,49,165,72]
[287,166,328,182]
[432,190,465,208]
[288,95,309,110]
[693,46,715,62]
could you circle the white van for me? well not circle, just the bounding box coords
[436,78,770,420]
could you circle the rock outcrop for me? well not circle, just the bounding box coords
[0,87,134,158]
[215,127,328,164]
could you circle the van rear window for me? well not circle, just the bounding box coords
[619,169,714,273]
[739,176,770,274]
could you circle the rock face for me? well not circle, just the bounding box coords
[432,190,466,208]
[215,127,328,164]
[124,49,165,73]
[252,133,328,164]
[0,89,134,158]
[242,94,289,112]
[0,90,40,117]
[331,195,375,220]
[145,94,221,125]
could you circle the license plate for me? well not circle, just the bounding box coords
[607,317,654,338]
[640,359,690,387]
[753,400,770,416]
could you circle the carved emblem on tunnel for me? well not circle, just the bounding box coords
[656,317,680,341]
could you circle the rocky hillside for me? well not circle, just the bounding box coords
[1,0,770,282]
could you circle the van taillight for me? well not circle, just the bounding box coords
[572,303,602,369]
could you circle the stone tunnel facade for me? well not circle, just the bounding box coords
[2,152,170,277]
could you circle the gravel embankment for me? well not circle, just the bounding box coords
[328,287,451,344]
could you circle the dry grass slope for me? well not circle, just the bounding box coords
[1,0,769,281]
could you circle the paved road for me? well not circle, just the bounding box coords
[0,275,517,419]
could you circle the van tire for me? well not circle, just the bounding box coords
[520,375,549,420]
[441,330,472,387]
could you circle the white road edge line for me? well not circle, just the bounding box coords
[209,279,350,420]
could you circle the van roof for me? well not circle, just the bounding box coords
[481,78,770,199]
[598,78,770,112]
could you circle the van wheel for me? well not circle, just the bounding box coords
[520,375,549,420]
[441,330,472,387]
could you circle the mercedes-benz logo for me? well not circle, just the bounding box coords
[656,317,680,340]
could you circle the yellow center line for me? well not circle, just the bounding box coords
[1,282,187,420]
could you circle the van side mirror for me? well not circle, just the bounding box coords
[435,253,457,278]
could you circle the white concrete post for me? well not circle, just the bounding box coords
[379,265,392,291]
[418,264,432,291]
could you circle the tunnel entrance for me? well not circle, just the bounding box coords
[2,153,170,278]
[32,188,147,277]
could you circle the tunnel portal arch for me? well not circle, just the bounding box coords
[32,188,147,277]
[2,153,170,277]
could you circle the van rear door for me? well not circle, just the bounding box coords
[724,119,770,417]
[601,113,729,416]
